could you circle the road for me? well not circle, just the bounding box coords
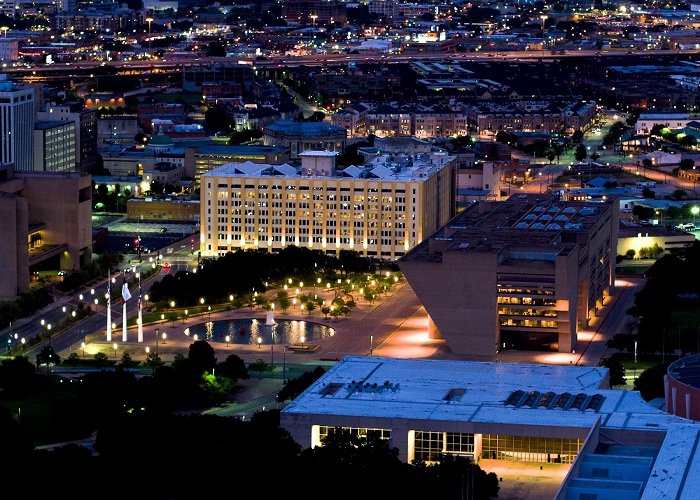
[1,234,198,361]
[7,47,700,79]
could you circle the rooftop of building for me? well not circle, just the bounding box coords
[194,144,289,155]
[264,120,346,136]
[640,423,700,499]
[35,120,71,130]
[202,151,453,183]
[401,194,616,263]
[667,354,700,390]
[282,356,688,433]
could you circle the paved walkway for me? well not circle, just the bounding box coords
[73,274,642,370]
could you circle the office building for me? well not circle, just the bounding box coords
[0,164,92,299]
[38,102,97,174]
[399,194,619,356]
[280,356,700,499]
[34,121,77,172]
[185,144,290,182]
[199,150,455,259]
[263,120,346,159]
[0,39,19,61]
[0,76,34,171]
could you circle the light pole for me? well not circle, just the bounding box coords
[310,14,318,29]
[692,206,699,226]
[146,17,153,54]
[155,327,159,356]
[81,341,86,357]
[540,15,547,56]
[113,342,118,358]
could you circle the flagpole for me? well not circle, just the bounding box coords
[137,273,143,343]
[122,271,128,342]
[106,268,112,342]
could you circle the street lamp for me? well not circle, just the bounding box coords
[81,341,86,357]
[113,342,118,358]
[692,206,699,225]
[225,335,230,346]
[540,15,547,55]
[155,328,159,356]
[310,14,318,29]
[146,17,153,54]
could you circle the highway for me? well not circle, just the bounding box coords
[6,47,700,78]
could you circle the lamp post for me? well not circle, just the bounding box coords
[81,341,86,357]
[692,205,699,226]
[155,327,159,356]
[310,14,318,29]
[113,342,118,358]
[146,17,153,54]
[225,335,230,346]
[540,15,547,56]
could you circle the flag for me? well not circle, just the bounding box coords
[121,276,132,304]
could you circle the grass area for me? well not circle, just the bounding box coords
[127,303,235,327]
[615,265,649,275]
[670,303,700,329]
[1,377,85,445]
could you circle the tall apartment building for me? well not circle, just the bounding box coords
[399,194,619,356]
[0,164,92,299]
[38,102,98,174]
[0,76,34,171]
[200,151,455,259]
[33,121,77,172]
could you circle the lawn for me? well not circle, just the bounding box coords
[1,376,87,446]
[671,303,700,329]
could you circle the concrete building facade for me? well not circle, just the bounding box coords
[0,165,92,299]
[200,151,455,259]
[399,194,619,356]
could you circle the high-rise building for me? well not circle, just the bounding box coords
[200,150,455,259]
[0,76,34,171]
[33,121,77,172]
[38,102,97,174]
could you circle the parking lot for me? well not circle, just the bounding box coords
[94,216,198,254]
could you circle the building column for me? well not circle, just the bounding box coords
[428,316,442,339]
[686,393,691,420]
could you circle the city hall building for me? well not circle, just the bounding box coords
[281,356,700,500]
[199,150,455,259]
[399,194,619,356]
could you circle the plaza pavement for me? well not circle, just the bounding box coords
[78,275,642,370]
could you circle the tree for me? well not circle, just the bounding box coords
[625,249,636,260]
[36,345,60,373]
[94,351,109,369]
[216,354,249,382]
[544,147,556,164]
[204,106,232,133]
[572,129,584,142]
[206,41,227,57]
[144,352,163,374]
[641,187,655,199]
[632,205,654,221]
[634,363,669,401]
[600,357,626,386]
[575,143,587,162]
[186,340,217,376]
[679,158,695,170]
[275,291,291,313]
[0,356,37,395]
[119,352,137,369]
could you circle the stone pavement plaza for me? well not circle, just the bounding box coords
[75,275,638,368]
